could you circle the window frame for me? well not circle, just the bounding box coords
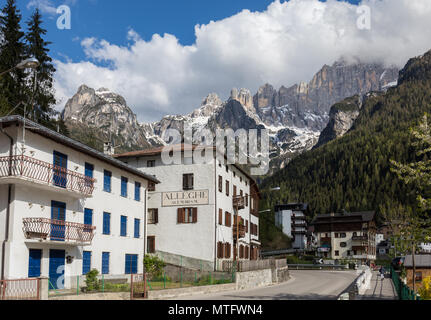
[103,170,112,193]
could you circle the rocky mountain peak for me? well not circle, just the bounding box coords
[230,87,254,112]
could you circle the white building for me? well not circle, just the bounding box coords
[274,204,309,250]
[115,144,261,271]
[0,116,159,289]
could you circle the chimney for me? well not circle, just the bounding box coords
[104,141,114,156]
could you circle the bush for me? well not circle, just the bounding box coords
[144,255,166,279]
[85,269,100,292]
[419,277,431,300]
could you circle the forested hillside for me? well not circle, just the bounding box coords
[260,50,431,223]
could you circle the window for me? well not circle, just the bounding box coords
[104,170,112,192]
[135,182,141,201]
[245,194,248,207]
[233,185,237,197]
[102,252,110,275]
[125,254,138,274]
[225,165,228,173]
[147,237,156,254]
[224,243,231,258]
[121,177,128,197]
[85,163,94,186]
[148,209,159,224]
[53,151,68,188]
[334,250,339,257]
[134,219,140,238]
[183,174,194,190]
[218,175,223,193]
[120,216,127,236]
[225,212,232,227]
[84,208,93,233]
[103,212,111,235]
[177,208,197,224]
[340,242,347,248]
[28,249,42,278]
[219,209,223,225]
[83,251,92,275]
[226,181,230,196]
[233,171,236,178]
[340,233,347,238]
[148,181,156,192]
[415,272,423,282]
[147,160,156,167]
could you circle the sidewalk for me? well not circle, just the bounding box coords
[360,272,398,300]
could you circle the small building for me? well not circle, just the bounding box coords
[311,211,377,262]
[274,204,309,250]
[0,115,159,288]
[114,144,261,271]
[404,255,431,289]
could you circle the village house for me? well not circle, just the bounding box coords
[404,255,431,289]
[114,144,261,271]
[0,115,159,289]
[274,203,310,250]
[311,211,377,262]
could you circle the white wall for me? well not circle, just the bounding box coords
[1,125,150,285]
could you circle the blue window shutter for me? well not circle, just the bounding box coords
[134,219,140,238]
[102,252,110,275]
[134,182,141,201]
[83,251,92,275]
[84,208,93,225]
[104,170,112,192]
[121,216,127,236]
[103,212,111,235]
[125,254,138,274]
[85,163,94,178]
[121,177,128,197]
[28,249,42,278]
[132,255,138,274]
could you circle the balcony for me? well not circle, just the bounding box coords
[233,196,245,210]
[352,235,368,241]
[23,218,96,245]
[0,156,95,198]
[233,224,246,239]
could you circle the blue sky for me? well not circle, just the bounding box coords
[19,0,360,62]
[13,0,431,121]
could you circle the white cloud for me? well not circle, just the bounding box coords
[27,0,58,15]
[54,0,431,122]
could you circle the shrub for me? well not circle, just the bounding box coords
[419,277,431,300]
[85,269,100,292]
[144,255,166,279]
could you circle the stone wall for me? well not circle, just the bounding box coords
[156,251,214,271]
[235,269,273,291]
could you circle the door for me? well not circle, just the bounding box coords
[49,250,65,290]
[51,201,66,241]
[28,249,42,278]
[53,151,68,188]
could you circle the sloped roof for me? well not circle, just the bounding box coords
[0,115,160,183]
[405,255,431,268]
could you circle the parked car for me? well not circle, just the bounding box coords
[391,257,405,270]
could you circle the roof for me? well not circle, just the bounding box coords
[115,143,260,197]
[275,203,309,212]
[0,115,160,184]
[405,255,431,268]
[312,211,376,225]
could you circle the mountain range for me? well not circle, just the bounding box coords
[61,59,399,173]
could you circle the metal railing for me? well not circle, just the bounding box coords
[233,196,245,209]
[390,266,421,300]
[0,278,40,300]
[233,224,246,239]
[23,218,96,244]
[287,264,348,270]
[0,155,96,196]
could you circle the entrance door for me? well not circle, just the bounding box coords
[53,151,68,188]
[28,249,42,278]
[51,201,66,241]
[49,250,65,290]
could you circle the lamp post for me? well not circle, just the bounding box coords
[0,57,40,77]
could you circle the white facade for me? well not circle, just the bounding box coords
[116,146,261,271]
[274,205,308,250]
[375,234,384,246]
[0,117,157,289]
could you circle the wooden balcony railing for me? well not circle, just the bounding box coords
[233,196,245,210]
[233,224,246,239]
[0,155,95,197]
[22,218,96,244]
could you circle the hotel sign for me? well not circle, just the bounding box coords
[162,190,209,207]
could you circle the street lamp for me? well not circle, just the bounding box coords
[0,57,40,77]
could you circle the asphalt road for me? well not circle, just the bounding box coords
[175,270,358,300]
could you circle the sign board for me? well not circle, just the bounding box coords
[162,190,209,207]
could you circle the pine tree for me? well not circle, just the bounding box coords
[25,8,56,124]
[0,0,27,114]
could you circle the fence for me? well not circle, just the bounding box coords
[287,264,348,270]
[222,258,286,273]
[0,278,40,300]
[390,267,421,300]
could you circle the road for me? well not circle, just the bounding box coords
[175,270,358,300]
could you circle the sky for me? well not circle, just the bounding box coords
[15,0,431,122]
